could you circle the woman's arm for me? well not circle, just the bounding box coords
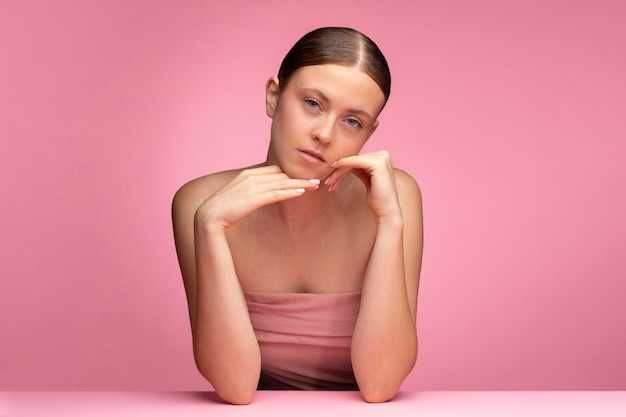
[172,176,260,405]
[326,152,423,403]
[172,166,319,404]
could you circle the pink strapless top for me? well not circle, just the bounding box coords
[244,290,361,390]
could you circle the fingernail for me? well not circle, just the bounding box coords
[324,177,330,185]
[330,161,337,168]
[296,188,305,193]
[310,179,320,185]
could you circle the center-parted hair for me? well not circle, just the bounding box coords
[277,27,391,104]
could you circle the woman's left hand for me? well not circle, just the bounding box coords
[325,150,402,223]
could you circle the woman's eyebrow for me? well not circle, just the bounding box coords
[305,88,374,120]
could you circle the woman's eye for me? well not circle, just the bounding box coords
[346,118,363,128]
[304,99,320,109]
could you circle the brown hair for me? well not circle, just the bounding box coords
[277,27,391,104]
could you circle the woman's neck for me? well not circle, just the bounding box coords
[272,185,339,231]
[261,174,362,237]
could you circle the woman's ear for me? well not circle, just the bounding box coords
[265,76,280,118]
[366,120,380,141]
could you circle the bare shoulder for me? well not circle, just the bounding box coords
[172,166,251,216]
[393,168,422,207]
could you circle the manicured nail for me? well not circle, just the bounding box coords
[310,179,320,185]
[330,161,338,168]
[324,177,330,185]
[296,188,305,193]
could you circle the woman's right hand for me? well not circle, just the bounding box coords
[194,165,320,232]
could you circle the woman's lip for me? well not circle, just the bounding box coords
[298,149,326,165]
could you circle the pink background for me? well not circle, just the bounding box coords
[1,0,624,391]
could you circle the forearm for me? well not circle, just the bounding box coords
[351,219,417,402]
[193,223,261,404]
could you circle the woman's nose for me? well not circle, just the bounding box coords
[313,116,334,144]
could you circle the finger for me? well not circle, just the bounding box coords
[325,153,381,191]
[330,152,394,190]
[253,179,320,205]
[324,166,352,191]
[332,151,392,171]
[250,177,320,198]
[238,171,320,192]
[332,168,372,191]
[256,177,320,192]
[257,187,308,204]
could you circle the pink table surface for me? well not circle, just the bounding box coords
[2,391,625,416]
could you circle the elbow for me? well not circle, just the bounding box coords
[358,379,402,403]
[214,386,256,405]
[354,346,418,404]
[194,356,259,405]
[197,363,257,405]
[361,388,398,404]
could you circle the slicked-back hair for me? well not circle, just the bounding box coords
[277,27,391,105]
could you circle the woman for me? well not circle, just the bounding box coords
[172,27,423,404]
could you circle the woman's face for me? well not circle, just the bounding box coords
[265,64,386,179]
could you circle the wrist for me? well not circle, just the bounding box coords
[375,213,404,231]
[194,208,227,237]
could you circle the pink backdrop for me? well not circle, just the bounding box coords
[1,0,624,391]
